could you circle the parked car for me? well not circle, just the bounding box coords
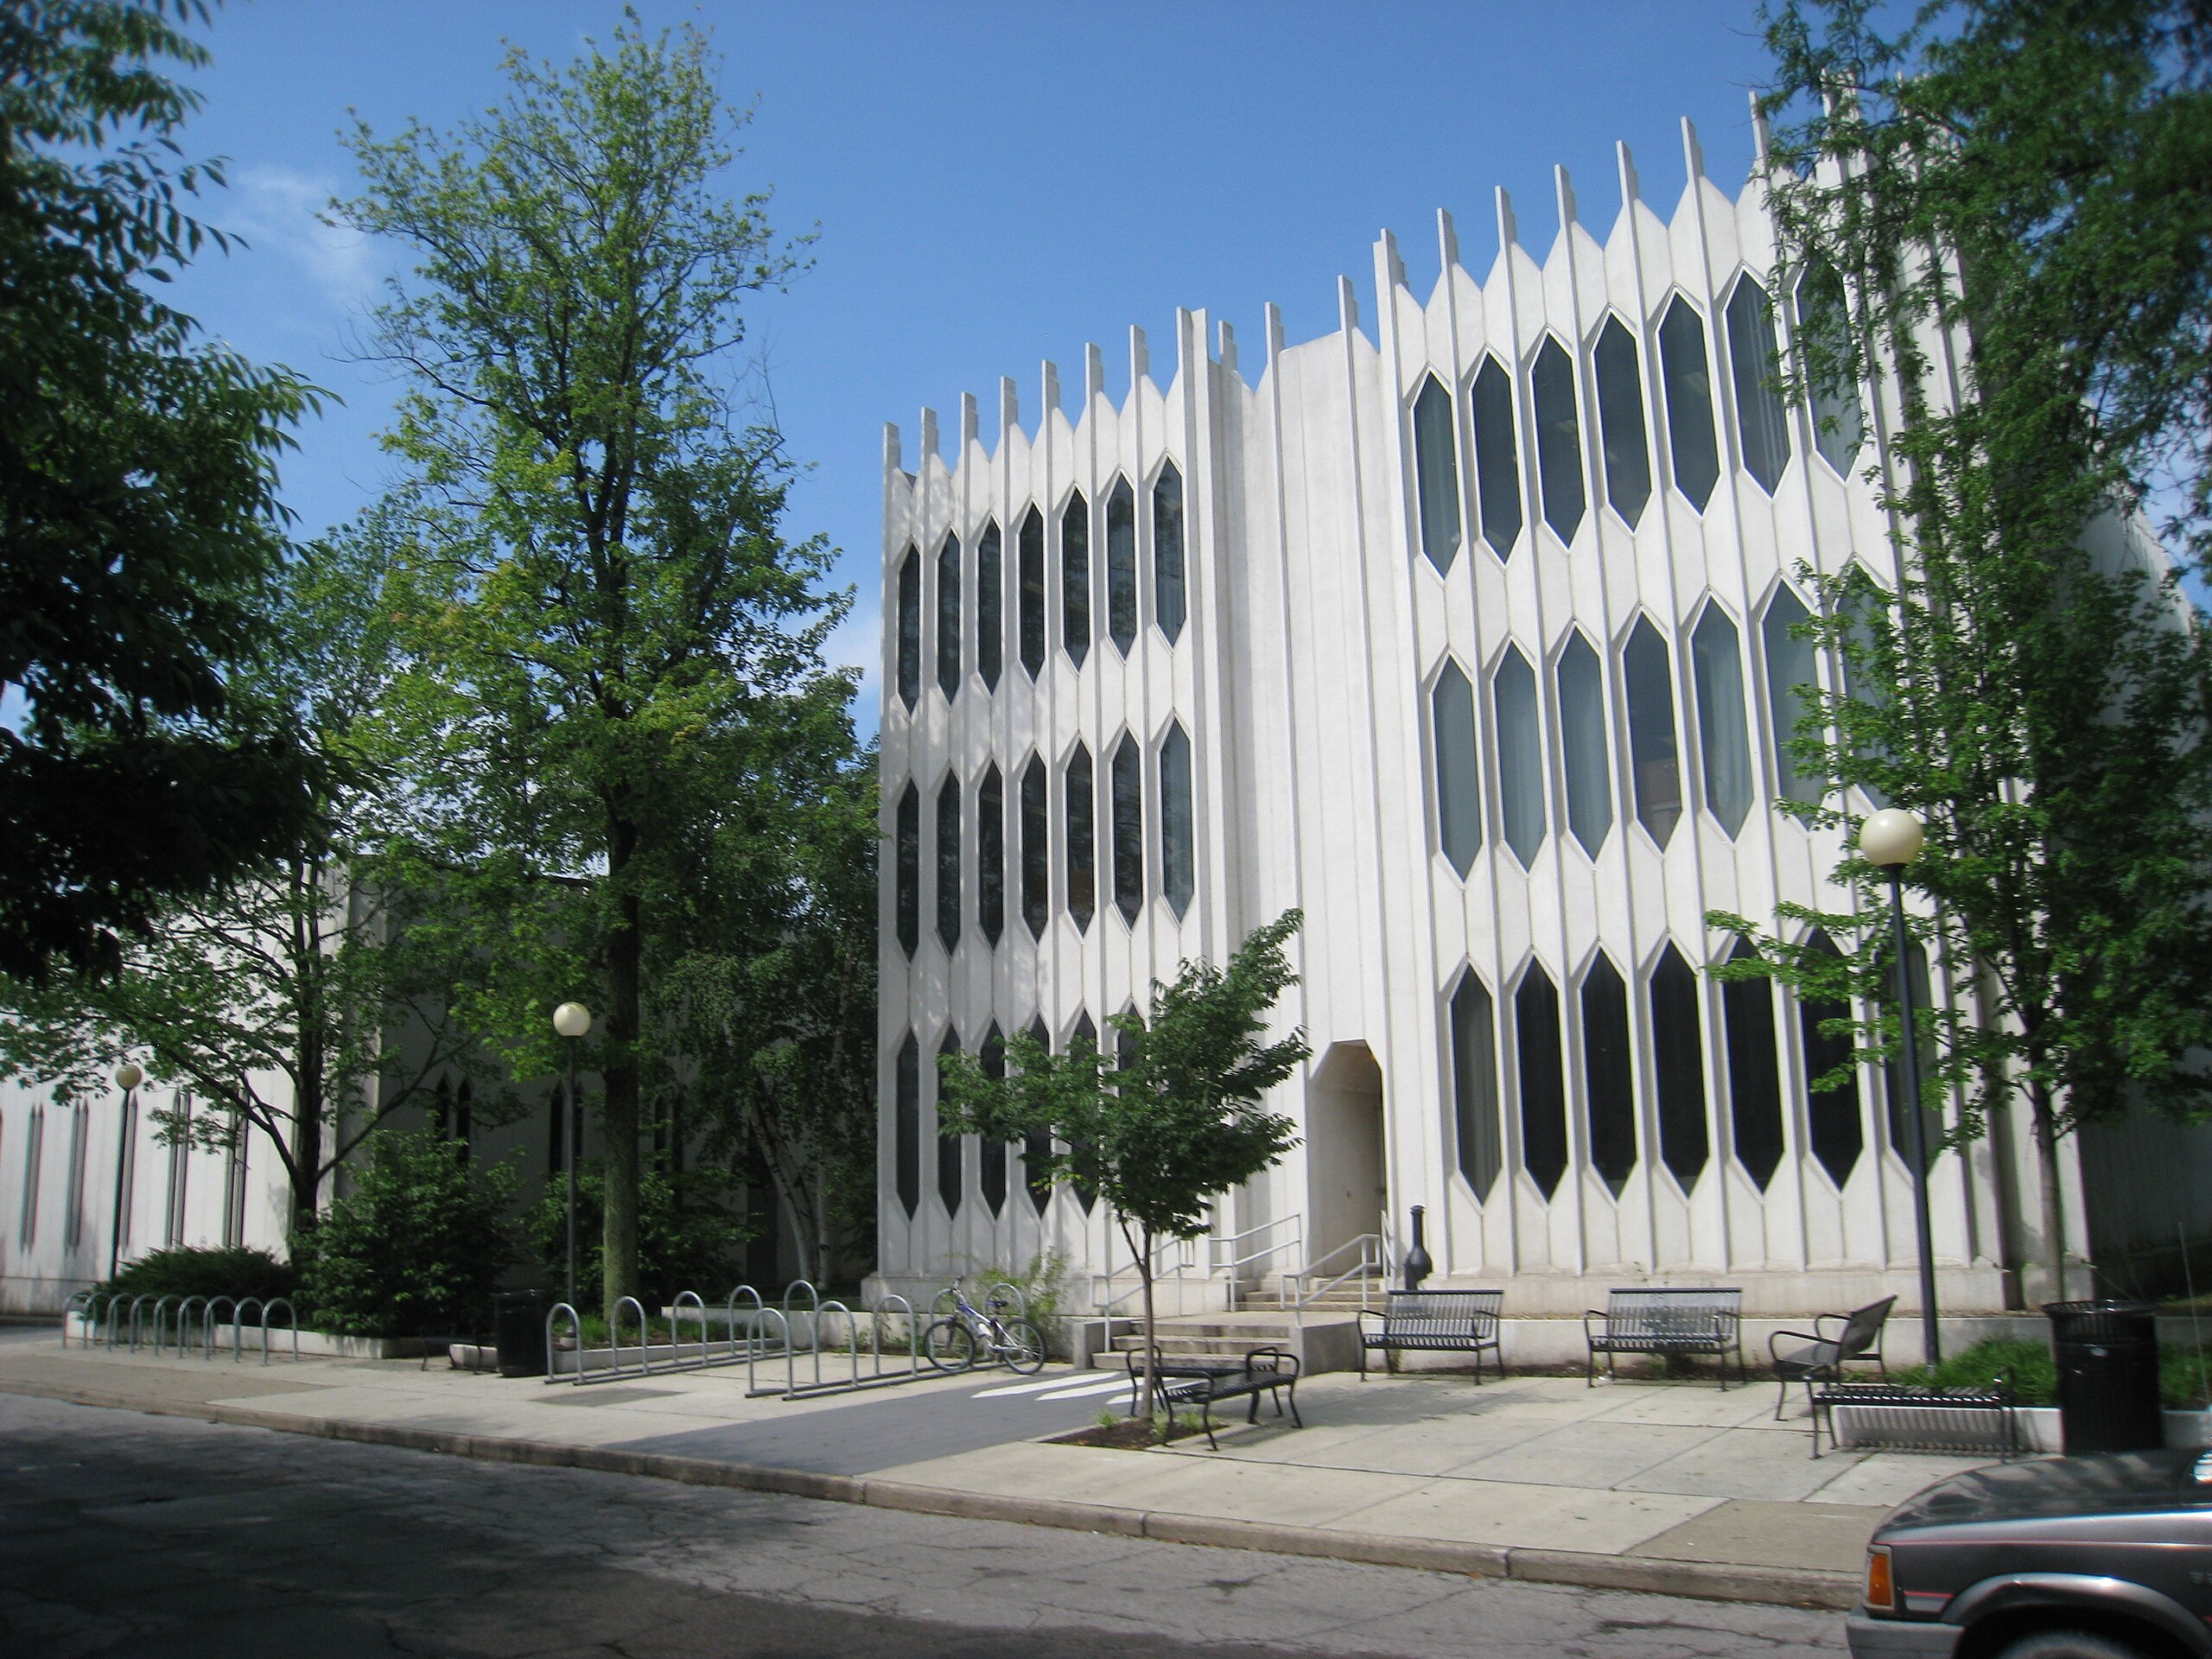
[1849,1449,2212,1659]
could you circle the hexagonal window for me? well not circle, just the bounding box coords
[1060,493,1090,668]
[1432,659,1482,874]
[1105,477,1136,656]
[1494,645,1546,866]
[1153,463,1186,643]
[1726,276,1792,493]
[1657,297,1720,510]
[1020,754,1048,939]
[935,772,962,954]
[1018,508,1046,679]
[1516,965,1568,1198]
[976,520,1002,691]
[937,1026,964,1216]
[1581,955,1637,1195]
[894,1033,919,1217]
[1532,337,1586,542]
[1159,721,1194,918]
[1622,619,1682,847]
[1064,741,1094,933]
[1800,930,1863,1185]
[1110,732,1142,925]
[1762,586,1821,805]
[1721,938,1783,1190]
[1593,317,1651,525]
[1691,605,1753,836]
[979,1024,1007,1214]
[936,531,962,702]
[1451,971,1502,1201]
[894,781,919,957]
[1413,374,1462,573]
[895,545,921,712]
[1796,258,1864,475]
[1649,944,1709,1185]
[1471,356,1523,557]
[977,763,1004,946]
[1555,632,1611,855]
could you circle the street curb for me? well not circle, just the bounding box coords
[0,1375,1859,1611]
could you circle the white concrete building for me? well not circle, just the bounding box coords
[873,120,2212,1326]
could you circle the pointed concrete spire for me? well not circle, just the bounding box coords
[1495,185,1519,254]
[959,391,978,452]
[1084,341,1105,406]
[1681,116,1707,186]
[1129,324,1148,392]
[1617,140,1641,210]
[1437,207,1460,276]
[1750,89,1772,173]
[883,422,902,474]
[1217,317,1237,374]
[1378,226,1406,289]
[1554,163,1578,235]
[1337,273,1360,336]
[999,376,1019,445]
[1265,302,1285,366]
[918,405,938,464]
[1041,359,1060,422]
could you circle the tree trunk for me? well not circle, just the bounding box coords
[2029,1078,2069,1304]
[1139,1223,1158,1424]
[601,814,643,1323]
[287,858,323,1237]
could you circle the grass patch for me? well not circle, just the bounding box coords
[1887,1335,2212,1409]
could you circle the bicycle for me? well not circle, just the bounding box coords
[923,1281,1048,1375]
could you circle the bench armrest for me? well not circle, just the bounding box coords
[1767,1327,1833,1363]
[1243,1345,1300,1381]
[1357,1307,1387,1329]
[1581,1310,1610,1339]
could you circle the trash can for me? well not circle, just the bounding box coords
[493,1289,554,1379]
[2045,1300,2163,1454]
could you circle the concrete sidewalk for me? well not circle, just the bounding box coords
[0,1330,1980,1611]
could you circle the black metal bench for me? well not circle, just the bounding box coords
[1583,1287,1746,1389]
[1357,1289,1503,1382]
[1809,1377,2018,1460]
[1122,1348,1302,1450]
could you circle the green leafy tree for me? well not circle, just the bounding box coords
[1713,1,2212,1299]
[334,21,849,1321]
[0,520,497,1233]
[523,1162,752,1312]
[938,911,1309,1417]
[296,1128,518,1337]
[0,0,330,980]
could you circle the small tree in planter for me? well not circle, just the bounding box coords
[297,1129,519,1338]
[938,911,1308,1420]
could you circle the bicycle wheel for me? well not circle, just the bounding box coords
[923,1318,976,1372]
[1000,1318,1048,1375]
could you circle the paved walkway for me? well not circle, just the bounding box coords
[0,1328,1987,1609]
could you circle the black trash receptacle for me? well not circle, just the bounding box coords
[2045,1300,2163,1454]
[493,1289,553,1379]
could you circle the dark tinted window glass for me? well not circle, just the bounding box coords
[1556,633,1611,856]
[1593,317,1651,524]
[1160,721,1194,918]
[896,547,920,711]
[1692,607,1753,835]
[1110,734,1142,924]
[936,1027,963,1216]
[1722,938,1784,1189]
[979,1024,1007,1214]
[1533,338,1586,542]
[1060,493,1090,668]
[1801,930,1863,1185]
[1065,742,1094,933]
[1024,1016,1052,1213]
[1650,944,1709,1184]
[1658,297,1720,509]
[895,1033,919,1217]
[1069,1012,1098,1212]
[1624,618,1682,846]
[1452,974,1502,1199]
[1105,477,1136,655]
[978,764,1004,946]
[936,533,961,701]
[935,772,962,953]
[1496,645,1546,866]
[1726,276,1792,492]
[1798,259,1865,474]
[1153,463,1186,642]
[1433,659,1482,874]
[1018,508,1046,678]
[1763,587,1821,805]
[1413,374,1462,573]
[1516,966,1569,1198]
[1471,357,1522,556]
[1581,955,1637,1194]
[1020,755,1048,938]
[976,520,1002,690]
[895,783,918,957]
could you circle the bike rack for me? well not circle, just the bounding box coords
[258,1299,298,1364]
[671,1291,709,1369]
[547,1301,584,1383]
[62,1289,94,1347]
[610,1296,650,1379]
[202,1297,238,1359]
[174,1296,209,1357]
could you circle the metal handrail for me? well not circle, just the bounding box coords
[1210,1217,1303,1312]
[1286,1233,1385,1315]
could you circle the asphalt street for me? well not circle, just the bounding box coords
[0,1391,1844,1657]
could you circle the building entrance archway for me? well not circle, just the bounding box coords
[1306,1041,1386,1269]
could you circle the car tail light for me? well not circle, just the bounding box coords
[1866,1544,1896,1613]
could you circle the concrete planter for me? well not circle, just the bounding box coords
[63,1313,432,1359]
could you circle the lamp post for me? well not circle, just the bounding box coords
[108,1064,142,1282]
[1859,807,1940,1369]
[551,1003,593,1312]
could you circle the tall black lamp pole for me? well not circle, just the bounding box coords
[1859,807,1939,1369]
[108,1063,142,1282]
[552,1002,593,1312]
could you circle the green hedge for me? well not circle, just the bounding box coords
[95,1245,296,1304]
[1891,1335,2212,1409]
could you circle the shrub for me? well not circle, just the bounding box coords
[97,1245,296,1303]
[524,1164,752,1312]
[1892,1337,2057,1404]
[296,1130,519,1337]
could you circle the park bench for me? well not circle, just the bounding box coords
[1122,1347,1302,1450]
[1767,1294,1897,1426]
[1357,1289,1504,1382]
[1583,1287,1746,1389]
[1809,1376,2018,1460]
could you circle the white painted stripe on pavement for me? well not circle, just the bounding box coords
[970,1372,1111,1398]
[1036,1377,1139,1402]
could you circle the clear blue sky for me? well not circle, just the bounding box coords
[163,0,1779,733]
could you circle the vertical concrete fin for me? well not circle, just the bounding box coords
[1217,317,1237,374]
[1129,324,1149,393]
[1495,185,1518,254]
[918,405,938,465]
[1681,116,1707,186]
[998,376,1019,445]
[883,422,902,475]
[1084,341,1105,407]
[1337,273,1360,338]
[1378,226,1406,290]
[1041,359,1060,423]
[1617,140,1640,209]
[1751,91,1773,174]
[1265,301,1285,367]
[959,391,978,453]
[1554,163,1578,232]
[1437,207,1459,276]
